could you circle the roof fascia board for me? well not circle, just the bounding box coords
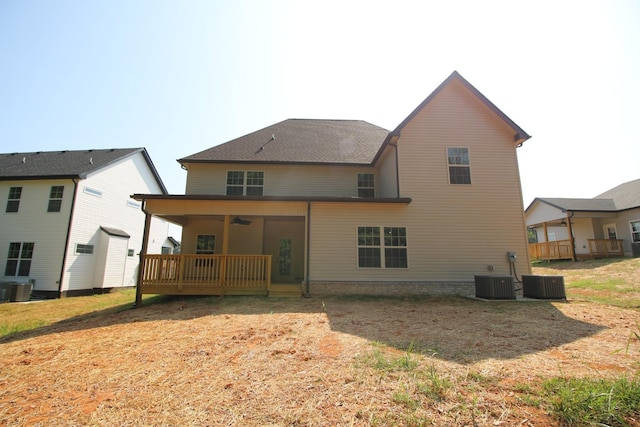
[132,194,412,204]
[179,159,375,167]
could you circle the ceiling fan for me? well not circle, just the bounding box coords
[231,216,252,225]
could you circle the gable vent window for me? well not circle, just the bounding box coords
[4,242,34,276]
[83,186,102,197]
[6,187,22,213]
[357,173,375,197]
[47,185,64,212]
[226,171,264,196]
[447,147,471,185]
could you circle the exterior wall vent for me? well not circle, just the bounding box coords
[474,275,515,299]
[522,275,566,299]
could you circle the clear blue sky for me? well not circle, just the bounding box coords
[1,0,638,205]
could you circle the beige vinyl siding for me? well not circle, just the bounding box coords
[307,79,531,283]
[391,77,530,279]
[185,163,379,197]
[309,202,412,281]
[376,145,399,198]
[0,180,72,291]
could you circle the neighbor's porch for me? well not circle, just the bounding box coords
[529,239,624,261]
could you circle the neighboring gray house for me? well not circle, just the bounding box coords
[525,178,640,260]
[0,148,169,297]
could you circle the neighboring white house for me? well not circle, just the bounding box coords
[0,148,171,297]
[133,71,533,298]
[525,178,640,260]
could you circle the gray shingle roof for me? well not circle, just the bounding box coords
[0,148,168,194]
[594,178,640,210]
[531,178,640,213]
[534,197,618,212]
[179,119,390,165]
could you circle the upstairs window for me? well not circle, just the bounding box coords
[357,226,408,268]
[447,147,471,185]
[226,171,264,196]
[47,186,64,212]
[6,187,22,213]
[4,242,34,276]
[357,173,375,197]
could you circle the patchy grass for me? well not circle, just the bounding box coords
[0,289,163,339]
[532,257,640,308]
[0,262,639,425]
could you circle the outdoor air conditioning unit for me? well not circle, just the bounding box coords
[474,275,515,300]
[522,275,566,299]
[9,282,33,302]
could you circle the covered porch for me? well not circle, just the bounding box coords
[132,196,310,303]
[527,217,624,261]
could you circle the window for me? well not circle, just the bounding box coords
[47,186,64,212]
[357,173,375,197]
[128,249,135,257]
[196,235,215,254]
[4,242,34,276]
[447,147,471,184]
[75,244,94,254]
[631,220,640,243]
[226,171,264,196]
[357,226,408,268]
[6,187,22,212]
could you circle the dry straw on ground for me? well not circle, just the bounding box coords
[1,292,638,426]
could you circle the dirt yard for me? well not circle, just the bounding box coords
[1,293,638,426]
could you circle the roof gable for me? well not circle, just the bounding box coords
[391,71,530,145]
[0,148,168,194]
[180,119,390,165]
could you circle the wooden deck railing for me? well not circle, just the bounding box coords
[587,239,624,258]
[140,254,272,295]
[528,239,574,261]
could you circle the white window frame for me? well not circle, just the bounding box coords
[357,173,375,198]
[6,186,22,213]
[47,185,64,212]
[447,147,471,185]
[357,226,408,269]
[630,220,640,243]
[226,171,264,196]
[196,235,216,254]
[4,242,34,277]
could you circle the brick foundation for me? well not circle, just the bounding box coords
[308,281,475,298]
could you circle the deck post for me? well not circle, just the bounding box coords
[134,208,152,308]
[566,214,576,260]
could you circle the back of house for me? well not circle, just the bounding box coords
[134,71,532,297]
